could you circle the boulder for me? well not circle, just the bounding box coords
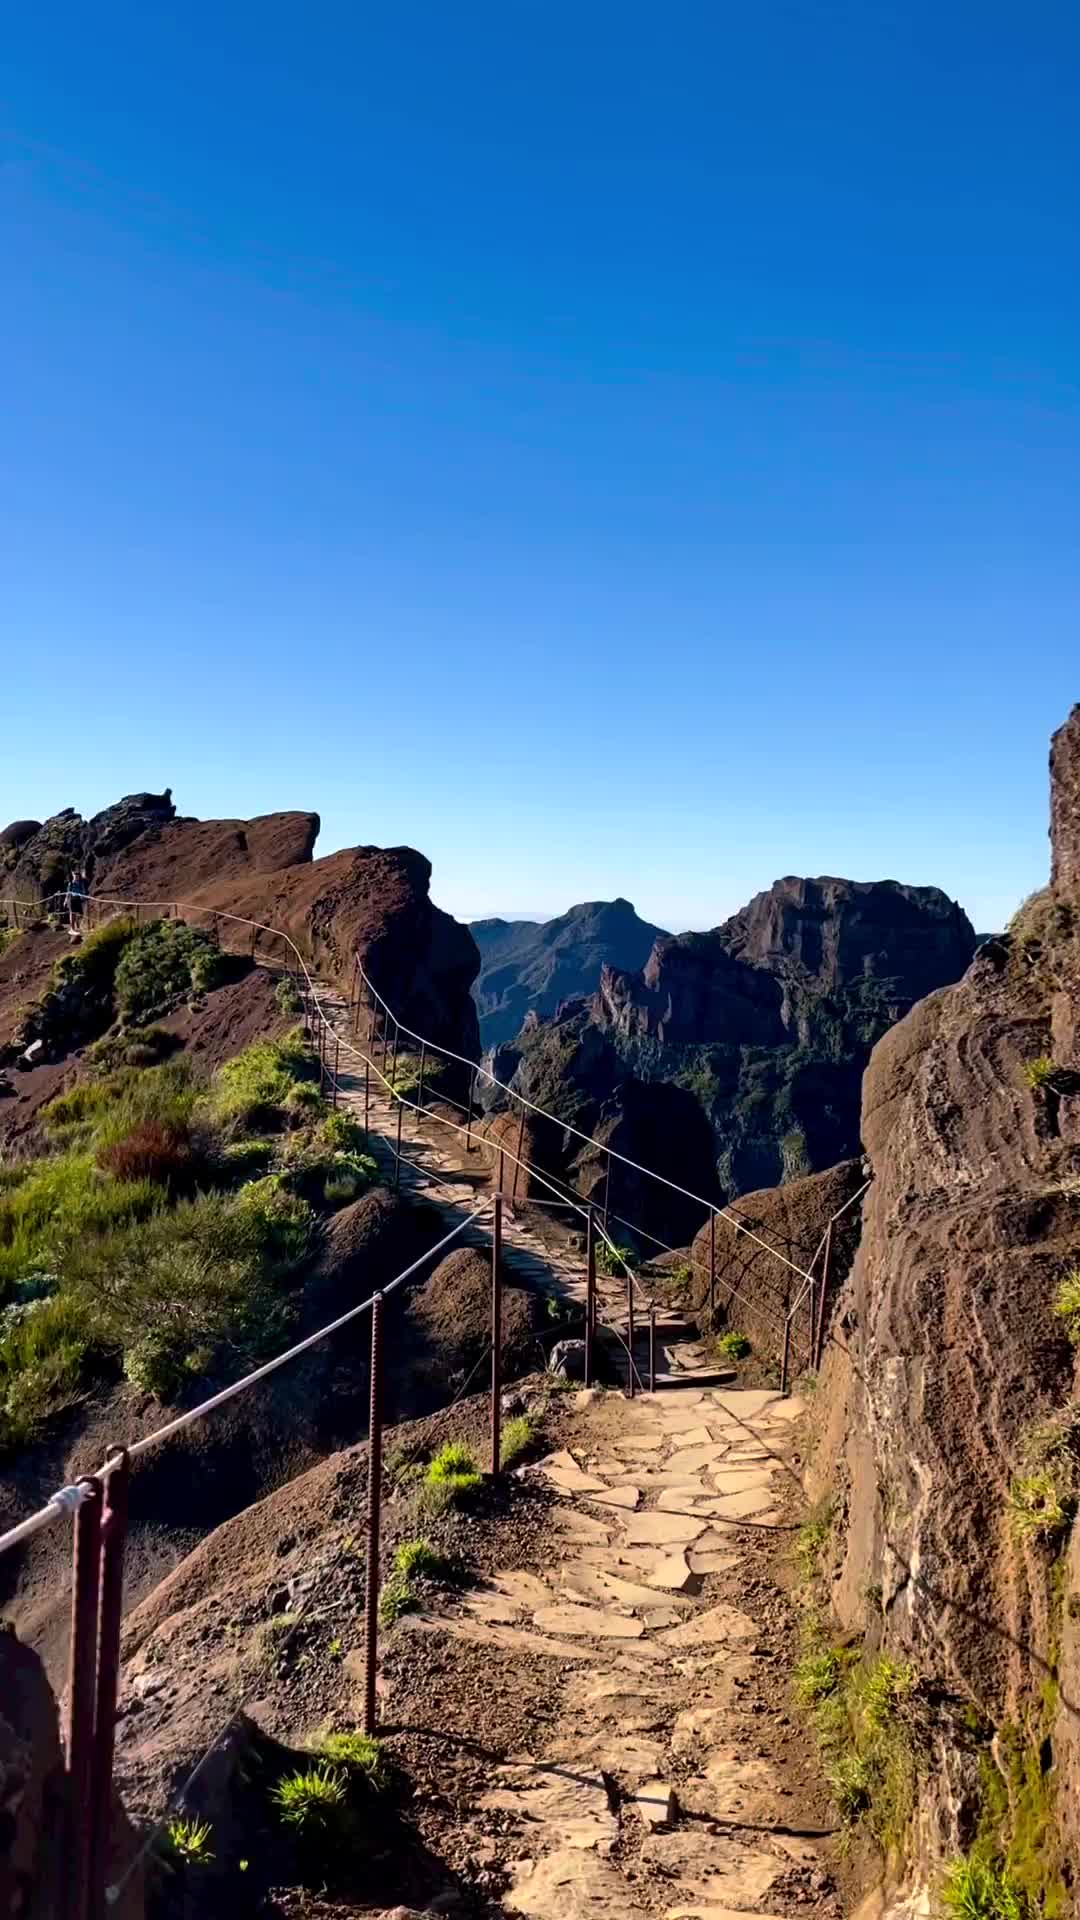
[407,1246,543,1384]
[548,1338,588,1381]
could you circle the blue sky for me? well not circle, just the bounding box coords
[2,2,1076,933]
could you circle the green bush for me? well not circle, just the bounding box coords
[285,1080,325,1116]
[500,1415,535,1468]
[114,920,228,1023]
[271,1762,347,1834]
[221,1138,276,1181]
[52,916,139,999]
[1052,1269,1080,1344]
[0,1151,163,1296]
[314,1731,385,1787]
[1008,1470,1073,1542]
[275,975,303,1014]
[794,1638,919,1847]
[418,1441,482,1515]
[715,1330,752,1360]
[164,1816,215,1867]
[596,1239,636,1277]
[942,1857,1029,1920]
[1023,1056,1058,1093]
[68,1190,306,1397]
[204,1031,317,1133]
[321,1110,367,1153]
[379,1536,450,1623]
[0,1294,91,1451]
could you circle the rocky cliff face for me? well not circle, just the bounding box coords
[477,1000,720,1247]
[471,898,668,1048]
[0,794,481,1066]
[591,876,975,1196]
[812,706,1080,1909]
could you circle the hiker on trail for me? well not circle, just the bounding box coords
[66,870,86,928]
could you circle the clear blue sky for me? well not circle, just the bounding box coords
[3,3,1076,933]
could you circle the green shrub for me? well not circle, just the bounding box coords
[794,1646,843,1706]
[418,1440,482,1515]
[379,1537,450,1623]
[0,1294,91,1452]
[500,1415,535,1468]
[221,1138,276,1180]
[942,1857,1030,1920]
[285,1080,325,1116]
[321,1110,367,1153]
[1023,1057,1058,1092]
[114,920,228,1022]
[394,1537,447,1581]
[43,1061,196,1152]
[271,1762,347,1834]
[164,1816,215,1866]
[275,975,303,1014]
[1052,1269,1080,1344]
[204,1032,316,1133]
[795,1500,833,1579]
[596,1240,636,1277]
[0,1151,163,1296]
[313,1731,386,1787]
[69,1190,305,1396]
[1008,1470,1073,1542]
[716,1330,752,1360]
[52,916,138,998]
[863,1655,917,1730]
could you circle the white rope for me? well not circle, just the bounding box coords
[0,1206,490,1555]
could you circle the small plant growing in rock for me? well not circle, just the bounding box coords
[1007,1469,1073,1542]
[715,1330,751,1360]
[379,1536,450,1622]
[1052,1269,1080,1344]
[596,1240,636,1277]
[941,1855,1030,1920]
[794,1646,844,1706]
[314,1730,387,1787]
[500,1414,535,1468]
[794,1499,833,1580]
[862,1656,917,1730]
[1023,1056,1058,1093]
[164,1815,215,1865]
[272,1762,347,1833]
[275,975,303,1013]
[419,1441,482,1515]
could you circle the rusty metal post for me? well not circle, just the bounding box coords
[465,1070,475,1152]
[333,1035,340,1110]
[362,1294,384,1735]
[497,1145,505,1197]
[709,1210,716,1323]
[90,1452,129,1916]
[585,1208,596,1388]
[250,924,257,959]
[394,1102,403,1190]
[649,1305,657,1392]
[813,1221,834,1371]
[780,1312,792,1397]
[416,1041,426,1119]
[317,1017,326,1093]
[512,1105,526,1201]
[603,1158,611,1233]
[363,1057,370,1140]
[491,1196,503,1475]
[390,1021,400,1099]
[626,1267,635,1399]
[67,1482,103,1920]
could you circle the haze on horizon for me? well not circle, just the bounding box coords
[3,3,1076,938]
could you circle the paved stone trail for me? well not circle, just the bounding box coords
[404,1383,816,1920]
[320,987,731,1389]
[316,984,826,1917]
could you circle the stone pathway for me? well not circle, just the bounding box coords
[399,1382,819,1920]
[318,987,728,1390]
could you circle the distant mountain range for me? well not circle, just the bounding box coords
[470,898,668,1047]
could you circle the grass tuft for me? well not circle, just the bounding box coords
[500,1415,535,1468]
[271,1762,347,1833]
[942,1857,1030,1920]
[715,1330,752,1361]
[313,1730,386,1787]
[164,1816,215,1866]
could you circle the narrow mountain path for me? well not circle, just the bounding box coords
[319,988,728,1389]
[395,1381,831,1920]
